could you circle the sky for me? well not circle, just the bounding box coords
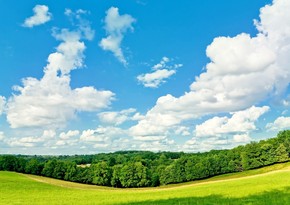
[0,0,290,155]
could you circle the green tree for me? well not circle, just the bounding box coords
[25,159,43,175]
[275,144,289,162]
[91,161,112,186]
[53,161,67,179]
[42,159,57,177]
[119,162,149,187]
[111,164,123,187]
[159,164,175,185]
[64,162,78,181]
[0,155,18,171]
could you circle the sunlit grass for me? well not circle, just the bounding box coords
[1,162,290,205]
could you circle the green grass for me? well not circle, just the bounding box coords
[1,163,290,205]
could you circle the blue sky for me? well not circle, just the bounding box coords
[0,0,290,155]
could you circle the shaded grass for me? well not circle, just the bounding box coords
[119,187,290,205]
[0,162,290,205]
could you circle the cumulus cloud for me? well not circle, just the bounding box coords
[80,126,127,150]
[0,131,5,141]
[137,138,176,152]
[174,126,191,136]
[55,130,80,147]
[99,7,136,65]
[80,126,125,142]
[7,13,114,129]
[266,116,290,131]
[137,57,182,88]
[59,130,80,140]
[183,136,231,152]
[23,5,52,28]
[137,70,176,88]
[233,134,252,143]
[64,9,95,40]
[134,135,166,141]
[195,106,269,137]
[131,0,290,139]
[152,57,170,70]
[182,106,267,151]
[0,96,5,115]
[98,108,140,125]
[7,130,55,147]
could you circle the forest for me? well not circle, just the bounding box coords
[0,130,289,188]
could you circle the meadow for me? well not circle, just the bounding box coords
[1,163,290,205]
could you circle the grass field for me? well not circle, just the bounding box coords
[1,163,290,205]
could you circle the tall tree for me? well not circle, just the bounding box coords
[91,161,112,186]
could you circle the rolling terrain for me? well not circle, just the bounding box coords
[1,163,290,205]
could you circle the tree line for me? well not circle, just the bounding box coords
[0,130,289,188]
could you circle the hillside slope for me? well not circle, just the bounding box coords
[1,163,290,205]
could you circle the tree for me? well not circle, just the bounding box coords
[277,130,290,154]
[91,161,112,186]
[185,157,197,181]
[241,142,263,170]
[0,155,19,171]
[111,164,123,187]
[275,144,289,162]
[42,159,57,177]
[172,157,187,183]
[53,161,67,179]
[78,167,93,184]
[119,162,149,187]
[25,159,43,175]
[159,164,175,185]
[64,162,78,181]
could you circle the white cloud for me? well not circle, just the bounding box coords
[131,0,290,139]
[80,126,128,151]
[152,57,170,70]
[137,69,176,88]
[129,116,171,138]
[93,143,109,149]
[64,9,95,41]
[59,130,80,140]
[133,135,166,141]
[0,96,5,115]
[233,134,252,143]
[51,130,80,147]
[175,126,191,136]
[196,106,269,137]
[137,138,176,152]
[99,7,136,65]
[80,129,106,142]
[132,112,145,121]
[182,106,268,152]
[137,57,183,88]
[7,129,55,148]
[7,19,114,129]
[0,132,5,141]
[282,110,288,115]
[266,116,290,131]
[181,106,267,152]
[55,139,78,147]
[183,135,238,152]
[42,129,56,139]
[23,5,52,28]
[80,126,125,142]
[98,108,138,125]
[282,100,289,107]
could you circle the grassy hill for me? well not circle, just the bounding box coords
[1,162,290,205]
